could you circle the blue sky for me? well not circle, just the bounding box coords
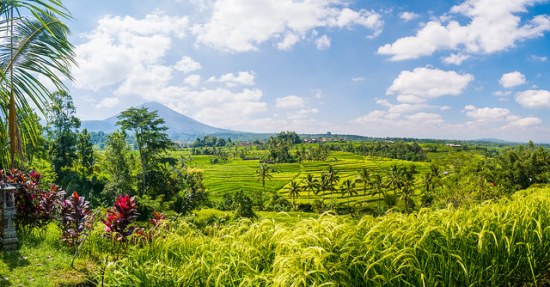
[62,0,550,142]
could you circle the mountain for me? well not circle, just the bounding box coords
[81,102,253,141]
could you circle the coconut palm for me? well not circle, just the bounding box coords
[357,167,371,195]
[256,163,273,191]
[370,173,385,211]
[302,173,319,201]
[287,180,301,208]
[0,0,75,166]
[340,179,357,211]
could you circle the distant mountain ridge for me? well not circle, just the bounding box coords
[81,102,245,140]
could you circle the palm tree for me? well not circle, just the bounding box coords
[340,179,357,212]
[0,0,75,166]
[287,180,301,208]
[256,163,273,191]
[370,173,385,211]
[323,165,339,198]
[357,168,370,196]
[400,165,417,213]
[302,174,319,201]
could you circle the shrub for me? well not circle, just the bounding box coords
[102,194,139,242]
[58,191,91,249]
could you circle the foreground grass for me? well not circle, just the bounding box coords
[100,185,550,286]
[0,225,94,287]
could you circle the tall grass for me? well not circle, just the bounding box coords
[96,185,550,286]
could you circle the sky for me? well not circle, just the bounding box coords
[61,0,550,142]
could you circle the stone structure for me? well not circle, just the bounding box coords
[0,184,18,251]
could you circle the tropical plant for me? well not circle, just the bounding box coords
[0,0,75,167]
[117,107,173,195]
[58,191,91,250]
[356,168,370,195]
[102,194,139,242]
[302,174,319,200]
[256,162,273,191]
[340,178,357,211]
[287,180,301,208]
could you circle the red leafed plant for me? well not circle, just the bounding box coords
[58,192,91,249]
[102,194,139,242]
[1,169,64,228]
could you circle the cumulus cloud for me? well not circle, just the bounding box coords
[464,105,541,128]
[499,71,526,88]
[276,95,305,109]
[386,67,474,101]
[515,89,550,108]
[207,71,255,87]
[192,0,383,52]
[378,0,550,61]
[442,53,470,65]
[464,105,511,122]
[95,97,121,109]
[183,74,201,87]
[315,35,331,50]
[175,56,202,73]
[73,11,189,91]
[399,11,419,22]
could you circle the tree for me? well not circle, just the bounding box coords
[302,174,319,201]
[47,91,81,181]
[370,173,385,211]
[357,168,371,196]
[323,165,339,197]
[266,131,301,163]
[340,179,357,211]
[102,131,135,198]
[78,129,95,174]
[287,180,301,208]
[117,107,172,195]
[400,165,418,213]
[0,1,75,167]
[256,163,273,191]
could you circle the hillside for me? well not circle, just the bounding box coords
[81,102,258,141]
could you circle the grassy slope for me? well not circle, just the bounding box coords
[102,185,550,286]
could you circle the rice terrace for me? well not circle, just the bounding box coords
[0,0,549,286]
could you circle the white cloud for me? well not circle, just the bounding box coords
[276,95,305,109]
[192,0,383,52]
[515,89,550,108]
[175,56,202,73]
[442,53,470,65]
[208,71,256,87]
[406,112,443,124]
[505,116,542,128]
[352,77,365,82]
[493,90,513,97]
[399,11,419,22]
[464,105,511,122]
[386,67,473,101]
[531,55,548,62]
[183,74,202,87]
[315,35,331,50]
[73,12,189,91]
[95,97,121,109]
[499,71,527,88]
[378,0,550,61]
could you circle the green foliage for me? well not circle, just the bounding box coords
[94,186,550,286]
[102,131,135,198]
[47,91,81,181]
[0,0,75,166]
[117,107,174,196]
[78,129,95,174]
[266,131,301,163]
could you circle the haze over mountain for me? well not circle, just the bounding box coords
[81,102,249,140]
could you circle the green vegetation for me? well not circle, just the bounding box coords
[1,2,550,286]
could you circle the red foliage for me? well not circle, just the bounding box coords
[102,194,139,242]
